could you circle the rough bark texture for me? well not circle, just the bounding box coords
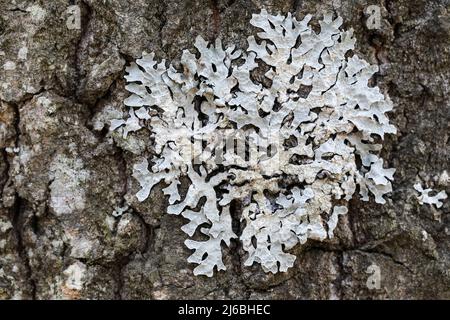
[0,0,449,299]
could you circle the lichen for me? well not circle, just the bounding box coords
[414,183,448,208]
[115,10,396,276]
